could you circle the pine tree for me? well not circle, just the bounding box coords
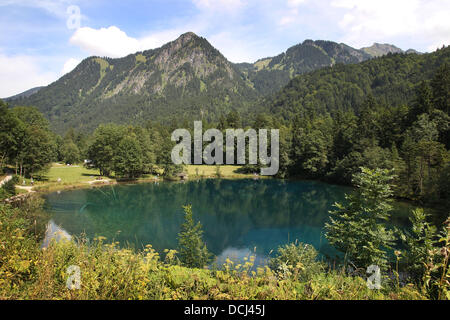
[177,205,212,268]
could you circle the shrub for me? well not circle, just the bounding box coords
[401,208,437,285]
[268,242,324,282]
[325,167,397,271]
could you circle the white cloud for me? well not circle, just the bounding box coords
[192,0,246,12]
[287,0,307,7]
[0,52,57,98]
[69,26,190,58]
[70,26,140,58]
[278,0,308,26]
[330,0,450,49]
[61,58,80,75]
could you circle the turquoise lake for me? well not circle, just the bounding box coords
[42,179,418,266]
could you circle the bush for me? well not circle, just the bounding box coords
[401,208,437,285]
[268,242,324,282]
[325,167,396,271]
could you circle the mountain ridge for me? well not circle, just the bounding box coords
[7,32,421,133]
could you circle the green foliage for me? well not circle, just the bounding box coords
[401,208,437,285]
[268,242,324,282]
[404,216,450,300]
[177,205,212,268]
[0,104,55,177]
[60,140,81,164]
[325,167,397,271]
[87,124,125,176]
[431,63,450,115]
[87,124,156,178]
[0,198,47,298]
[113,135,144,179]
[0,100,21,170]
[268,47,449,119]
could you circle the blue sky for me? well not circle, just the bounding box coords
[1,0,449,97]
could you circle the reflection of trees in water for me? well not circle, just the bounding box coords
[45,180,355,255]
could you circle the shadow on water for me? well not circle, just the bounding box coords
[42,179,429,267]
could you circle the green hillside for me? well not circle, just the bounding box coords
[11,32,258,133]
[236,40,372,95]
[10,34,383,133]
[266,46,450,119]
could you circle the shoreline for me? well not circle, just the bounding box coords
[6,165,446,219]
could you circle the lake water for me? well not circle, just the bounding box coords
[42,179,418,266]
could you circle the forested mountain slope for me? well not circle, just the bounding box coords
[266,46,450,120]
[11,32,258,133]
[236,39,372,95]
[10,33,400,133]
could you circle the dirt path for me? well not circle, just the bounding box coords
[87,178,112,185]
[16,185,35,193]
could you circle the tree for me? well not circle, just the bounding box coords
[402,114,448,197]
[9,106,56,177]
[431,63,450,115]
[113,135,144,179]
[177,205,212,268]
[0,100,20,170]
[87,124,125,176]
[225,110,241,128]
[130,126,156,173]
[325,167,396,271]
[61,140,81,164]
[410,81,434,121]
[16,125,56,176]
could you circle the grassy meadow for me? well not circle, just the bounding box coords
[14,163,253,194]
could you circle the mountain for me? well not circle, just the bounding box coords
[405,48,422,55]
[267,45,449,119]
[361,43,404,57]
[9,33,421,133]
[4,86,44,100]
[236,40,372,95]
[11,32,258,133]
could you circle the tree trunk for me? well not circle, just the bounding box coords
[0,153,5,171]
[419,157,424,196]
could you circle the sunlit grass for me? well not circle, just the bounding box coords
[15,163,261,194]
[22,163,103,186]
[186,165,255,178]
[43,164,102,184]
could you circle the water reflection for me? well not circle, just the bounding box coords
[42,220,72,248]
[42,179,418,266]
